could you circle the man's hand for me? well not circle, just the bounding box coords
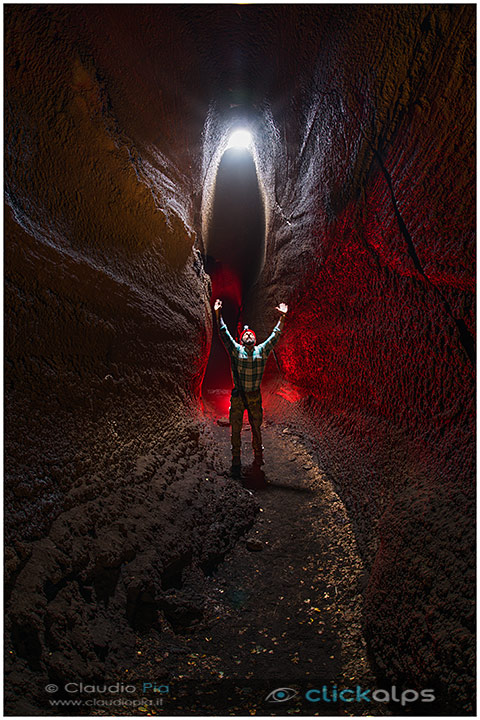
[275,302,288,330]
[213,299,222,325]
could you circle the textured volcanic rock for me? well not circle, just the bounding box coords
[4,4,475,716]
[6,420,257,715]
[255,5,475,711]
[4,6,232,713]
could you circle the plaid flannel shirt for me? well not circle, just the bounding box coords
[219,318,282,392]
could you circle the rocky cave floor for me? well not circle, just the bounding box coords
[90,416,392,717]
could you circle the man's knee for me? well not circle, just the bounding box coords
[247,394,263,428]
[230,420,243,438]
[248,411,263,431]
[229,397,245,426]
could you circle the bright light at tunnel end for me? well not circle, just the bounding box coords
[226,128,253,151]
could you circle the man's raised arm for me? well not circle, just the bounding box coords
[259,303,288,355]
[214,298,238,354]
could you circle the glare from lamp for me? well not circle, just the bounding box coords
[226,129,253,151]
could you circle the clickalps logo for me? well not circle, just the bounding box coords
[305,685,435,706]
[266,685,436,707]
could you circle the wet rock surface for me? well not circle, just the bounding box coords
[263,399,475,715]
[90,422,383,717]
[4,417,257,716]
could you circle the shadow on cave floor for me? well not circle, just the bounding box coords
[124,420,390,717]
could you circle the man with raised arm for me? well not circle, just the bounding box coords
[213,299,288,476]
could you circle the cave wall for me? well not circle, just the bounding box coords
[249,5,475,709]
[176,3,474,709]
[5,5,213,544]
[4,4,475,715]
[5,7,255,712]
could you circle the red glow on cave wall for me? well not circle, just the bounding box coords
[277,180,474,442]
[202,260,244,415]
[208,261,242,317]
[274,384,302,404]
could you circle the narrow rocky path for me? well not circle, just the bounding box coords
[118,420,385,716]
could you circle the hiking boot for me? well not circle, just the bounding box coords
[231,457,241,477]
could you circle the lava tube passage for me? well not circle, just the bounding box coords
[202,143,265,414]
[4,5,474,718]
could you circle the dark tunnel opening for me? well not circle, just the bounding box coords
[202,146,265,415]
